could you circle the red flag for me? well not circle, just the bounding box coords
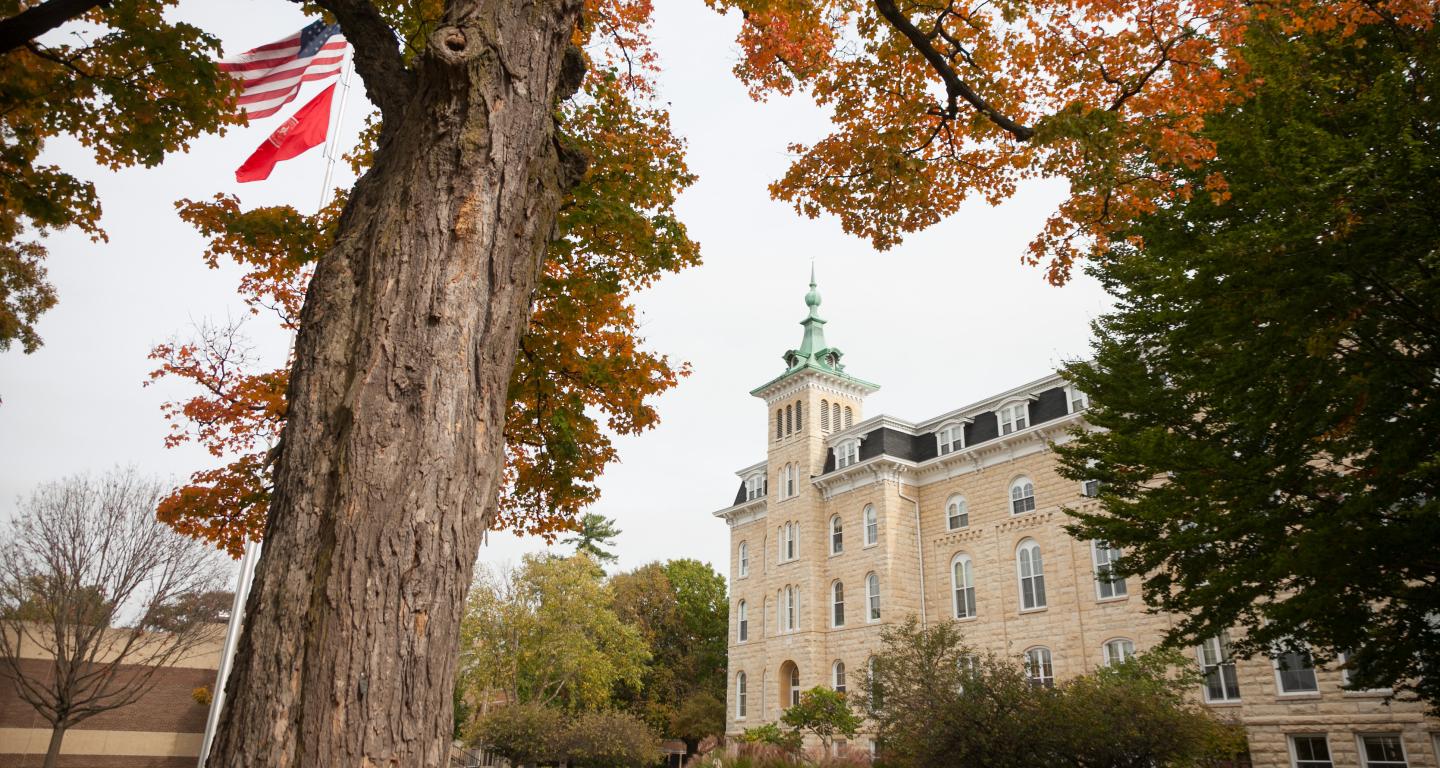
[236,84,335,183]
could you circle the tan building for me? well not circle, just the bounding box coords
[715,277,1439,768]
[1,627,225,767]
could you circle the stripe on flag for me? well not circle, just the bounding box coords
[219,21,348,121]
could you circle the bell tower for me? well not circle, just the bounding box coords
[752,268,879,497]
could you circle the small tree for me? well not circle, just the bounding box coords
[0,469,227,768]
[781,687,863,748]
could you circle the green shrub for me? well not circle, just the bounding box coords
[471,703,562,766]
[555,709,662,768]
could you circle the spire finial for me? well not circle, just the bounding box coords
[804,262,821,314]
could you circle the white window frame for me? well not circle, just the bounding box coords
[935,421,966,455]
[831,580,845,628]
[738,541,749,578]
[865,572,880,622]
[1080,478,1101,498]
[745,472,767,500]
[833,660,846,694]
[1357,734,1408,768]
[779,522,797,562]
[1016,539,1046,611]
[835,439,860,469]
[1289,734,1334,768]
[1273,643,1320,696]
[737,599,748,642]
[829,515,843,555]
[1199,633,1242,703]
[945,495,969,531]
[1067,384,1090,413]
[1010,476,1036,515]
[951,553,975,620]
[1024,647,1054,688]
[789,664,802,708]
[1102,638,1136,666]
[736,672,748,719]
[781,585,798,633]
[998,400,1031,435]
[1092,540,1127,600]
[781,463,797,499]
[863,504,878,546]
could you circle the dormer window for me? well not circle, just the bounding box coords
[936,422,966,455]
[834,439,860,469]
[998,401,1030,435]
[744,473,767,500]
[1067,384,1090,413]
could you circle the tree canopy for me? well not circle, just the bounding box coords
[563,512,622,564]
[1058,17,1440,707]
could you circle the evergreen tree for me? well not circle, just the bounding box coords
[1058,19,1440,707]
[563,512,622,565]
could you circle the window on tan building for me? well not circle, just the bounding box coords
[952,554,975,619]
[1199,633,1241,702]
[1010,476,1036,514]
[736,672,747,719]
[1274,644,1320,695]
[1290,735,1333,768]
[1102,638,1135,666]
[1016,539,1046,610]
[866,573,880,621]
[737,600,748,642]
[833,661,846,694]
[831,581,845,627]
[863,504,878,545]
[946,495,968,530]
[1092,540,1126,599]
[1024,647,1054,688]
[1359,735,1408,768]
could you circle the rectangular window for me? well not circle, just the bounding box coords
[1275,647,1319,694]
[999,403,1029,435]
[1290,735,1333,768]
[1200,634,1242,702]
[739,615,748,642]
[937,425,963,455]
[1081,479,1101,498]
[835,442,859,469]
[1359,735,1407,768]
[1093,541,1127,599]
[1068,386,1089,413]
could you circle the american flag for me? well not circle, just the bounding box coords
[220,21,348,121]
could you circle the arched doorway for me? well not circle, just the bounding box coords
[778,660,800,709]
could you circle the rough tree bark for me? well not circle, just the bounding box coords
[205,0,586,764]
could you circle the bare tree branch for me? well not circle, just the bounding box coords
[296,0,414,123]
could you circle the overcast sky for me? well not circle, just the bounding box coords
[0,2,1112,580]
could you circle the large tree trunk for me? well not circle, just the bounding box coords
[205,1,585,765]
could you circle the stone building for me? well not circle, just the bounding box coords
[714,276,1439,768]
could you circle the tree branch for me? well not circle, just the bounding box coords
[873,0,1034,141]
[0,0,106,56]
[303,0,413,122]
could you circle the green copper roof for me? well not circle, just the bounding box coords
[749,267,880,396]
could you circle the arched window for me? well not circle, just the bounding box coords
[844,406,854,428]
[833,661,847,694]
[863,504,878,545]
[737,672,748,718]
[783,585,797,632]
[780,522,796,562]
[789,663,801,707]
[821,399,831,432]
[795,400,803,430]
[1103,638,1135,666]
[784,463,797,498]
[1010,476,1036,514]
[1024,647,1054,688]
[738,600,749,642]
[952,554,976,619]
[738,542,749,578]
[865,573,881,621]
[945,495,968,530]
[776,409,783,440]
[1017,539,1047,610]
[831,581,845,627]
[785,404,793,435]
[830,515,843,554]
[1092,541,1126,599]
[832,402,842,431]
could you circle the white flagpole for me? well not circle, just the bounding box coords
[318,48,354,212]
[196,538,261,767]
